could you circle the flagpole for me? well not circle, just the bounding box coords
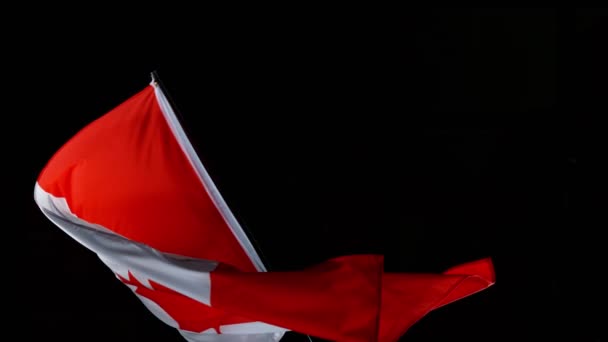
[150,69,314,342]
[150,69,274,267]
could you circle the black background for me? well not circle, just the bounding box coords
[19,8,597,341]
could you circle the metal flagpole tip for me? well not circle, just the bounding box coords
[150,70,159,86]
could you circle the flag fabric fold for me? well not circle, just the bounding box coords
[34,76,495,342]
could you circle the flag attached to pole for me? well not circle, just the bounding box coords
[34,74,495,342]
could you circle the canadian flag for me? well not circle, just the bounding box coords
[34,75,495,342]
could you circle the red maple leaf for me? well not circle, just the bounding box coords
[117,271,252,333]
